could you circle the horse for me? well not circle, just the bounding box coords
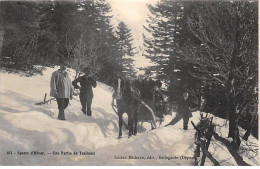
[113,77,141,138]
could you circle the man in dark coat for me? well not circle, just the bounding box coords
[142,76,155,100]
[153,85,164,119]
[165,91,192,130]
[133,75,144,97]
[72,68,97,116]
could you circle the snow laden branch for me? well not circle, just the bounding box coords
[212,131,251,166]
[2,29,41,71]
[181,1,258,149]
[64,32,106,79]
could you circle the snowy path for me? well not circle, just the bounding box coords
[0,67,258,166]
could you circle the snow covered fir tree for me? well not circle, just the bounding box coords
[0,0,258,166]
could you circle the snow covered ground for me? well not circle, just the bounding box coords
[0,67,258,166]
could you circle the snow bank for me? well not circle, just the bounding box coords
[0,67,258,166]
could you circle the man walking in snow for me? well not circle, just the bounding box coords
[72,68,97,116]
[142,75,155,100]
[165,91,192,130]
[133,75,144,93]
[153,85,165,120]
[50,65,74,120]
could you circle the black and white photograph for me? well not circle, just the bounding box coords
[0,0,258,166]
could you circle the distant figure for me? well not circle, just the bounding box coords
[133,75,143,89]
[142,76,155,100]
[153,85,164,120]
[133,75,144,97]
[50,65,74,120]
[165,91,192,130]
[72,68,97,116]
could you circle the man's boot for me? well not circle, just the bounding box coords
[81,108,86,115]
[87,110,92,116]
[58,109,66,120]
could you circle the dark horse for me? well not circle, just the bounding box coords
[113,77,141,138]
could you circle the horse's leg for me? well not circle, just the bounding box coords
[118,111,123,138]
[128,112,133,137]
[133,113,138,135]
[159,120,162,127]
[133,103,140,135]
[151,122,155,130]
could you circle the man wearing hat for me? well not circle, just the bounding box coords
[153,83,165,120]
[72,68,97,116]
[165,91,193,130]
[50,65,74,120]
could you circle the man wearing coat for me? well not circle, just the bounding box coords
[165,91,192,130]
[153,85,165,119]
[50,65,74,120]
[72,68,97,116]
[142,76,155,100]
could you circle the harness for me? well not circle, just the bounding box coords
[112,78,159,128]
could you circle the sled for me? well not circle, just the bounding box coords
[35,93,56,105]
[35,98,56,105]
[136,98,158,129]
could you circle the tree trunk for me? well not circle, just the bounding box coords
[0,29,4,58]
[227,6,241,150]
[243,110,258,141]
[212,131,250,166]
[227,93,241,149]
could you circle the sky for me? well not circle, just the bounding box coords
[108,0,159,70]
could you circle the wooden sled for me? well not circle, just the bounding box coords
[137,98,158,129]
[35,93,56,105]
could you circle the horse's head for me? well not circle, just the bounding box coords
[113,76,141,102]
[120,79,133,101]
[113,77,123,99]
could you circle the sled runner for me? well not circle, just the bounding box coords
[35,98,56,105]
[135,98,158,129]
[35,93,56,105]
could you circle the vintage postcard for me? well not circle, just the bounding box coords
[0,0,258,166]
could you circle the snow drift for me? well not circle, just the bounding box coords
[0,67,258,166]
